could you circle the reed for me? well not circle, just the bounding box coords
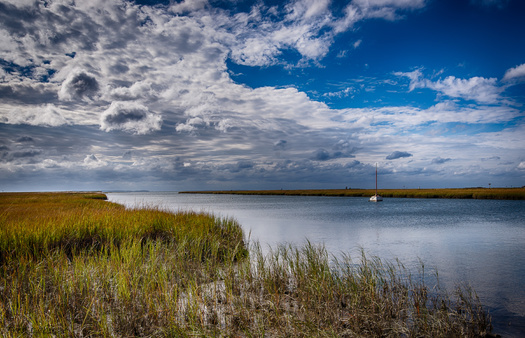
[0,192,247,265]
[0,192,494,336]
[181,187,525,200]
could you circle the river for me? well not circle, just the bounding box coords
[107,192,525,336]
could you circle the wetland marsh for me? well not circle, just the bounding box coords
[0,192,500,336]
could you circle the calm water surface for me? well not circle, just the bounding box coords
[107,192,525,336]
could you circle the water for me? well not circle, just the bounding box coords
[107,192,525,336]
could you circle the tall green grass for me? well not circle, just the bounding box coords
[0,192,493,336]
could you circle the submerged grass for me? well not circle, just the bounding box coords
[0,192,494,336]
[181,187,525,200]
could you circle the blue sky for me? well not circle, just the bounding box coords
[0,0,524,191]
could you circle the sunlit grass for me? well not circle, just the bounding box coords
[0,192,246,266]
[0,192,494,336]
[181,187,525,200]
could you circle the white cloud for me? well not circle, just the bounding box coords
[424,101,518,124]
[58,69,100,101]
[285,0,331,21]
[7,104,68,127]
[394,68,424,91]
[396,70,502,103]
[428,76,501,103]
[323,87,355,98]
[100,101,162,134]
[37,159,61,169]
[215,119,233,133]
[175,116,207,133]
[108,81,157,101]
[331,4,360,34]
[353,0,426,20]
[83,154,107,169]
[229,36,282,67]
[169,0,208,14]
[503,63,525,83]
[227,0,425,67]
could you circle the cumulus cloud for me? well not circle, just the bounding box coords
[7,104,68,127]
[169,0,208,14]
[58,70,99,101]
[312,143,356,161]
[109,81,157,101]
[503,63,525,83]
[175,117,207,133]
[431,157,452,164]
[83,154,107,168]
[429,76,501,103]
[100,101,162,134]
[215,119,233,133]
[386,151,413,160]
[396,70,502,103]
[313,148,332,161]
[84,154,98,163]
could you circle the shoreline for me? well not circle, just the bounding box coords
[179,187,525,200]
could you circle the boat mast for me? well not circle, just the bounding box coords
[375,163,378,196]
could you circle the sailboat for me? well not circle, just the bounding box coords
[370,163,383,202]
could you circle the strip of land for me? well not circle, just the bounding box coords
[180,187,525,200]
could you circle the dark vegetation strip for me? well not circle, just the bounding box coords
[0,192,495,336]
[180,187,525,200]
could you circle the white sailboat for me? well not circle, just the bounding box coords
[370,163,383,202]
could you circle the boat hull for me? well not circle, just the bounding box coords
[370,195,383,202]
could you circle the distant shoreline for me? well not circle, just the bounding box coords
[180,187,525,200]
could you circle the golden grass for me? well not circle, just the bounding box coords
[0,192,247,265]
[0,192,494,336]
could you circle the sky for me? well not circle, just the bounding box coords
[0,0,524,192]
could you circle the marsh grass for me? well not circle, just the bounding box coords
[182,187,525,200]
[0,192,493,336]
